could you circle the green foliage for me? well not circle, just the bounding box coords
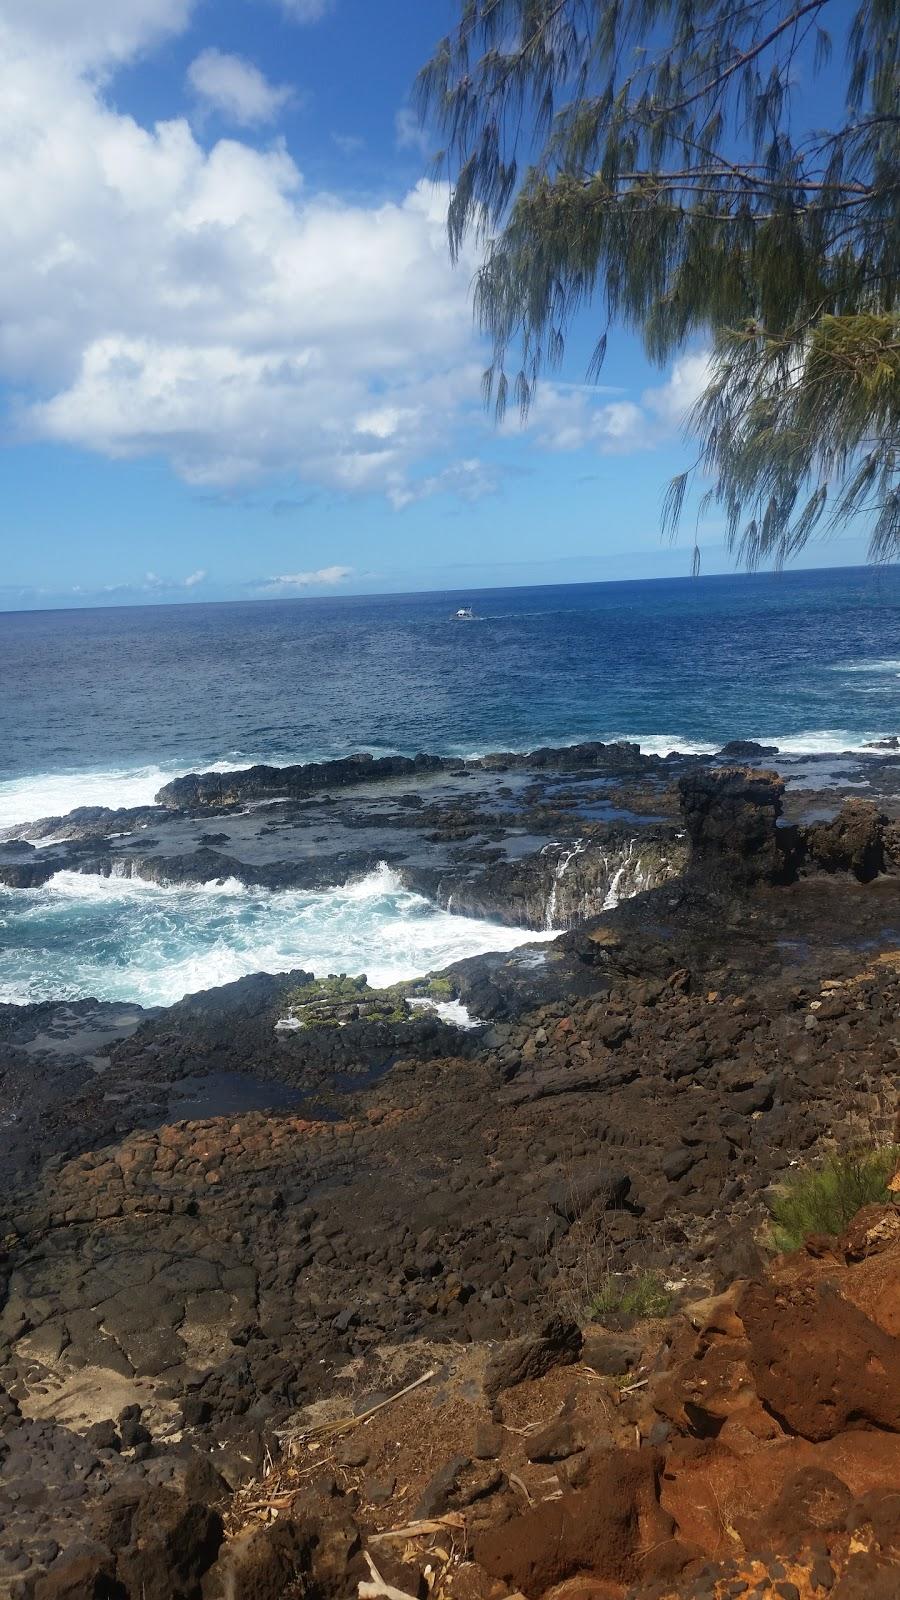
[591,1270,673,1322]
[287,973,372,1005]
[768,1146,900,1251]
[387,974,458,1000]
[283,972,414,1030]
[422,976,455,1000]
[419,1,900,565]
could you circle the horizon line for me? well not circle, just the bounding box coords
[0,560,891,620]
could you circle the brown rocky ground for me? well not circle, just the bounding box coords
[1,768,900,1597]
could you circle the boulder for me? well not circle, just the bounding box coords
[203,1520,313,1600]
[739,1279,900,1441]
[483,1318,583,1403]
[804,799,886,881]
[840,1204,900,1260]
[474,1448,684,1593]
[718,741,780,758]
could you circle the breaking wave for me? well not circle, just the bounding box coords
[0,864,550,1008]
[0,759,272,831]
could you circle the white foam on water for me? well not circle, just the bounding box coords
[0,758,277,831]
[832,658,900,675]
[0,865,552,1008]
[406,996,481,1029]
[618,734,719,757]
[751,730,883,756]
[624,730,888,758]
[5,718,897,835]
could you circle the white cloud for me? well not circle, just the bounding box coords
[502,387,650,454]
[188,49,293,126]
[0,7,486,503]
[277,0,334,22]
[5,0,197,71]
[388,458,499,510]
[70,569,208,597]
[643,352,712,428]
[502,354,711,456]
[395,106,430,155]
[0,5,708,517]
[260,565,353,591]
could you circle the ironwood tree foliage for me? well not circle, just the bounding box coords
[418,0,900,567]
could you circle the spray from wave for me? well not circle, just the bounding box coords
[0,865,552,1008]
[0,760,264,831]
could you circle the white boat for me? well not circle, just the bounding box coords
[452,606,476,620]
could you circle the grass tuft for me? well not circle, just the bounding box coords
[590,1269,673,1322]
[768,1146,900,1252]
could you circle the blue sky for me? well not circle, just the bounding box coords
[0,0,871,610]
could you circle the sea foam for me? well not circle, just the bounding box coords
[0,866,552,1008]
[0,760,273,831]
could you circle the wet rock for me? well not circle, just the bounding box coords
[718,742,780,759]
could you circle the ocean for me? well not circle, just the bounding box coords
[2,565,899,1006]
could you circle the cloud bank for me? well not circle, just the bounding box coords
[258,566,353,592]
[0,0,701,517]
[0,0,485,505]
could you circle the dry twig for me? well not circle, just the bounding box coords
[281,1369,437,1445]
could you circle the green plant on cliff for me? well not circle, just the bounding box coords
[591,1269,674,1322]
[419,1,900,568]
[768,1144,900,1251]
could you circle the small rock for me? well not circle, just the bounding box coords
[526,1419,581,1463]
[472,1423,504,1460]
[363,1475,395,1506]
[581,1332,643,1375]
[483,1317,583,1403]
[415,1456,470,1518]
[84,1421,121,1454]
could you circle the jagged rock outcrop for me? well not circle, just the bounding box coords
[406,832,685,930]
[678,765,792,884]
[153,742,655,810]
[805,797,888,881]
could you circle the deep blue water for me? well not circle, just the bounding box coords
[3,566,900,1006]
[3,567,900,825]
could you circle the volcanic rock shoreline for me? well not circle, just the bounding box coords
[4,734,900,923]
[1,751,900,1596]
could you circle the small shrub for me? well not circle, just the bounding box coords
[768,1146,900,1252]
[590,1270,673,1323]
